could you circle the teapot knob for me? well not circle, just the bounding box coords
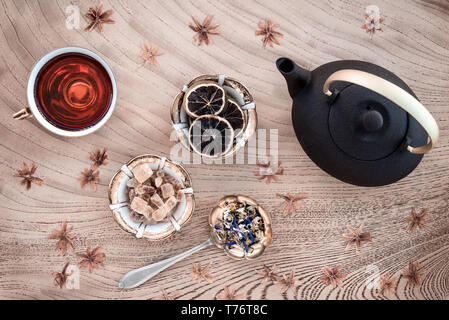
[362,110,383,132]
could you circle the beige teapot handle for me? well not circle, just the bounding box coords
[323,69,439,154]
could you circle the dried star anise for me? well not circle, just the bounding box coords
[48,221,76,256]
[276,268,300,294]
[319,264,347,288]
[139,42,164,66]
[255,17,283,48]
[405,208,431,232]
[402,261,426,286]
[84,2,115,32]
[191,262,214,283]
[152,288,180,300]
[78,168,100,191]
[189,14,219,46]
[216,285,246,300]
[52,261,73,289]
[255,264,280,284]
[13,162,43,190]
[377,272,398,298]
[89,148,108,169]
[76,246,105,273]
[342,224,372,253]
[255,160,283,184]
[277,193,307,216]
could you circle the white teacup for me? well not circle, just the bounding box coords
[13,47,117,137]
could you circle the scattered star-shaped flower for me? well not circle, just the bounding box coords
[377,272,398,298]
[319,264,347,288]
[276,268,300,294]
[13,162,43,190]
[152,288,180,300]
[255,264,280,284]
[404,208,431,232]
[76,246,106,273]
[255,17,283,48]
[189,14,219,46]
[89,148,108,169]
[402,261,426,286]
[139,42,164,66]
[277,193,307,216]
[216,285,246,300]
[255,160,284,184]
[48,221,76,256]
[78,168,100,191]
[342,223,372,253]
[52,261,73,289]
[191,262,214,283]
[84,2,115,32]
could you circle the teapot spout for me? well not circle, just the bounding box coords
[276,57,311,98]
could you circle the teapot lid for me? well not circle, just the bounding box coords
[328,84,408,161]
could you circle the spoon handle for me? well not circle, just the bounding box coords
[119,238,213,289]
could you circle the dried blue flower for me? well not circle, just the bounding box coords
[214,201,265,253]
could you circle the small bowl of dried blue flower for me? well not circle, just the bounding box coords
[209,195,272,260]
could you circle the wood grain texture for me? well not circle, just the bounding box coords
[0,0,448,300]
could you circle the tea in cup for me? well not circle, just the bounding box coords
[14,47,117,137]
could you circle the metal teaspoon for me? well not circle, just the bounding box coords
[119,237,213,289]
[119,195,272,289]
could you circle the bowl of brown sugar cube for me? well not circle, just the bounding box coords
[108,154,195,241]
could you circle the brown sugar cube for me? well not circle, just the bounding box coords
[132,164,153,184]
[160,183,175,199]
[130,197,149,215]
[165,196,178,211]
[152,196,178,222]
[154,176,163,188]
[176,190,184,201]
[153,201,170,221]
[142,205,154,220]
[150,193,164,208]
[136,184,156,196]
[128,188,136,202]
[152,208,168,221]
[131,211,144,222]
[126,178,138,188]
[163,174,183,190]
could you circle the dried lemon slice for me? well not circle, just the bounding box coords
[188,115,234,157]
[221,98,246,138]
[183,81,226,118]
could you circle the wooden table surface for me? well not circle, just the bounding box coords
[0,0,448,300]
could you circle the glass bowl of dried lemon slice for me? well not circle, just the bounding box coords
[171,74,257,158]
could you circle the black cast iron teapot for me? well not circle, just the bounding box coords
[276,58,439,187]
